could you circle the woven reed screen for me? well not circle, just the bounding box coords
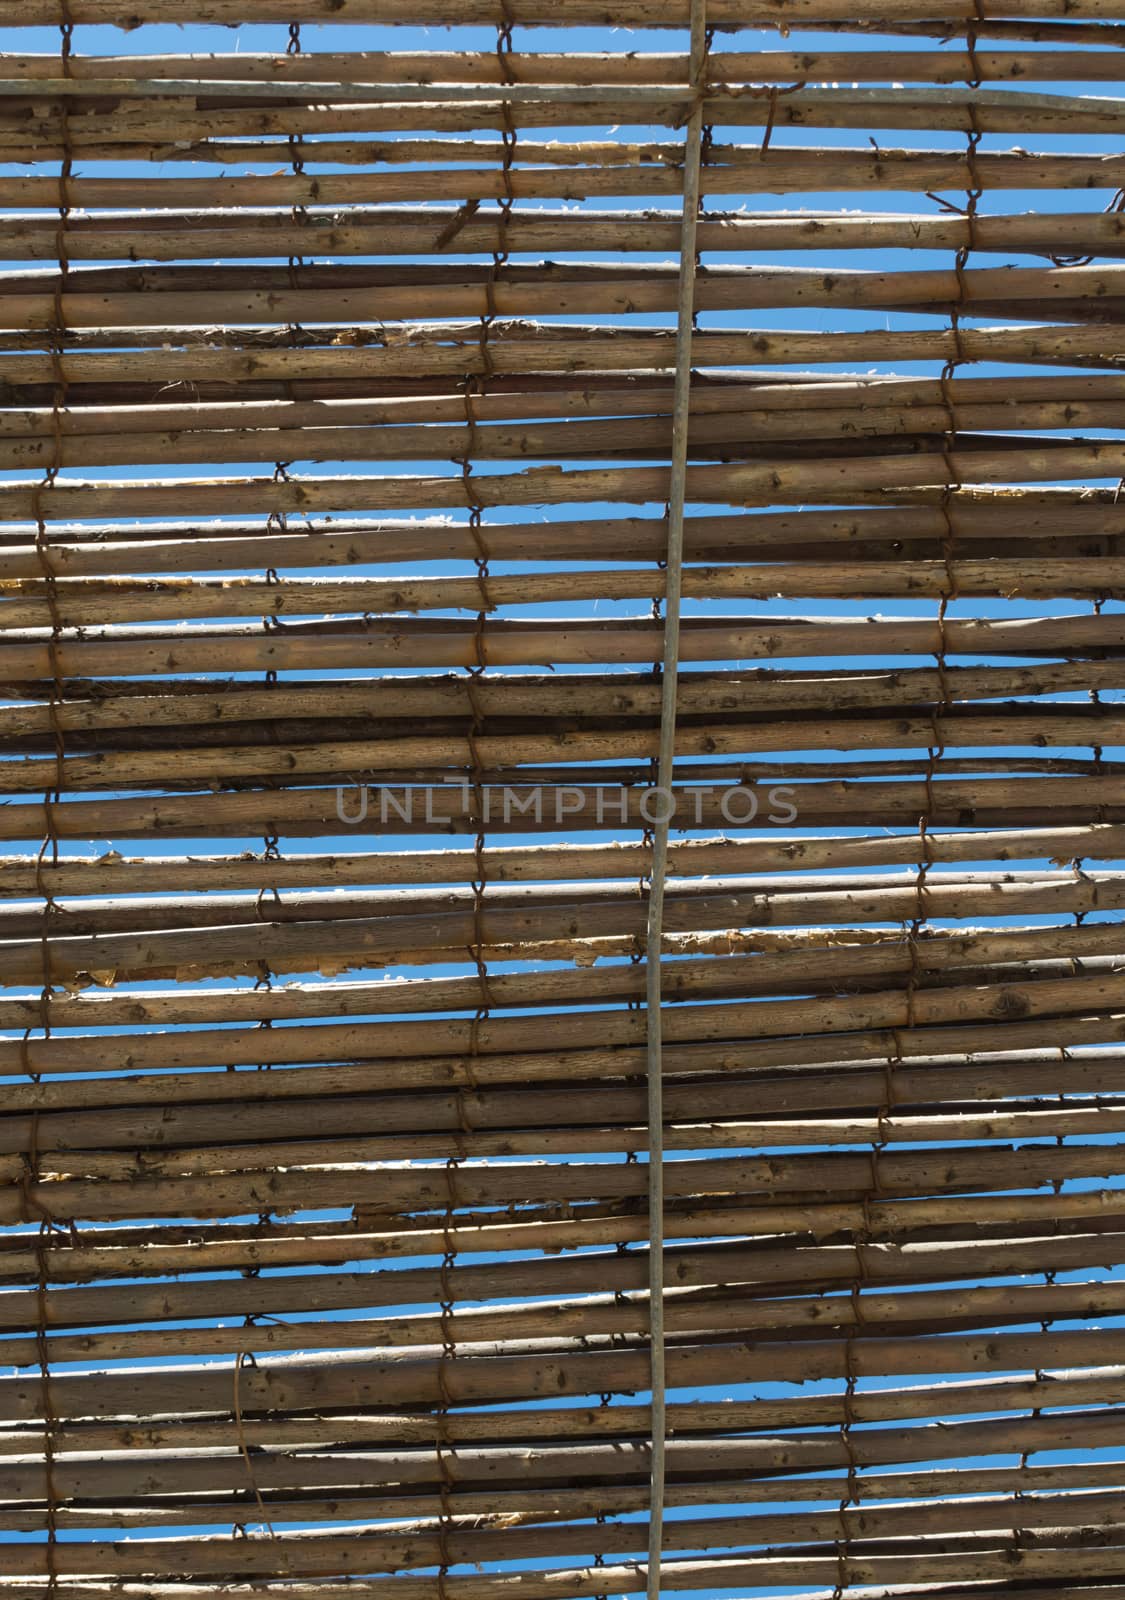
[1,1,1125,1597]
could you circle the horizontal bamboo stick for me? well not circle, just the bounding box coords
[5,46,1125,87]
[2,293,1122,346]
[9,88,1125,151]
[4,872,1124,981]
[3,1485,1123,1578]
[6,751,1094,788]
[7,93,1125,159]
[4,372,1123,439]
[0,816,1122,900]
[8,442,1124,522]
[0,1102,1111,1166]
[0,1238,834,1329]
[2,474,1116,529]
[7,145,1125,210]
[7,1043,1123,1160]
[4,1427,1120,1510]
[0,1006,1122,1128]
[6,259,1114,331]
[4,605,1125,681]
[0,862,1115,937]
[0,909,1117,1024]
[4,0,1124,25]
[5,407,1121,481]
[0,442,1120,518]
[2,322,1120,391]
[4,707,1123,795]
[1,1564,1125,1600]
[4,497,1124,582]
[2,1365,1119,1456]
[6,871,1118,956]
[4,1187,1122,1282]
[11,557,1123,634]
[0,422,1117,475]
[0,364,763,397]
[12,1011,1124,1124]
[5,1551,1125,1600]
[846,14,1125,37]
[2,448,1125,521]
[1,1324,1122,1425]
[1,82,1117,118]
[22,1467,1125,1539]
[4,658,1123,748]
[9,1455,1125,1533]
[4,528,1118,582]
[7,1140,1124,1226]
[13,1227,1125,1345]
[0,773,1118,842]
[5,705,1118,764]
[2,1454,1123,1560]
[4,1238,1123,1368]
[6,206,1122,263]
[10,1090,1125,1178]
[2,362,1116,407]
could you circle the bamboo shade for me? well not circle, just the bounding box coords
[0,0,1124,1596]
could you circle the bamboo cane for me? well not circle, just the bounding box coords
[1,441,1123,519]
[4,605,1124,682]
[4,206,1122,263]
[4,660,1123,750]
[4,873,1125,981]
[7,1141,1125,1226]
[3,1236,1124,1372]
[9,1455,1125,1533]
[14,1010,1123,1122]
[1,377,1121,439]
[1,1366,1116,1456]
[7,1092,1125,1178]
[3,0,1124,25]
[0,1324,1122,1426]
[6,145,1124,210]
[3,497,1123,581]
[2,708,1123,795]
[3,1551,1125,1600]
[8,88,1125,151]
[0,909,1118,1017]
[0,818,1122,900]
[6,259,1116,332]
[1,1433,1123,1528]
[0,773,1118,842]
[3,1187,1123,1283]
[3,47,1125,87]
[2,322,1120,391]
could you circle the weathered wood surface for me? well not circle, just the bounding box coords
[2,4,1123,1596]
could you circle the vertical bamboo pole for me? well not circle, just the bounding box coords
[643,3,708,1593]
